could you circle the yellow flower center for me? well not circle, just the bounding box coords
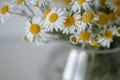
[64,16,75,27]
[44,9,51,18]
[79,31,90,42]
[82,12,94,23]
[108,12,116,21]
[49,13,58,23]
[104,30,113,39]
[113,0,120,7]
[17,0,24,5]
[89,41,99,46]
[0,5,9,15]
[100,0,106,6]
[77,0,85,5]
[71,36,77,43]
[116,6,120,16]
[30,24,40,35]
[63,0,71,4]
[96,13,108,25]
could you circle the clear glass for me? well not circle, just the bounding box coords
[87,47,120,80]
[41,42,120,80]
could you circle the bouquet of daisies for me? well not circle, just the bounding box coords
[1,0,120,80]
[0,0,120,49]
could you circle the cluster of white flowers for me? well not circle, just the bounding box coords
[0,0,120,48]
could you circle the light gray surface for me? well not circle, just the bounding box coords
[0,15,70,80]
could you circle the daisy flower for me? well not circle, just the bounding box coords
[44,7,66,32]
[96,12,108,27]
[71,30,91,44]
[70,35,79,44]
[72,0,92,12]
[60,11,81,34]
[79,12,98,31]
[25,16,47,45]
[98,27,114,48]
[0,1,14,23]
[106,0,120,10]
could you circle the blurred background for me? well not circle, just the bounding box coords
[0,15,70,80]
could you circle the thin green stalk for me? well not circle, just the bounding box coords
[24,2,34,16]
[8,11,31,19]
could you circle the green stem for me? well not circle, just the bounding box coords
[88,51,96,80]
[24,2,34,16]
[8,11,31,19]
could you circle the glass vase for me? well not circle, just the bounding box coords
[41,42,120,80]
[63,46,120,80]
